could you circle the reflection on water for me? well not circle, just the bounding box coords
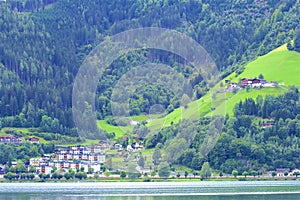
[2,193,300,200]
[0,181,300,200]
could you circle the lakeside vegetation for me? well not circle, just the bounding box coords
[1,174,300,183]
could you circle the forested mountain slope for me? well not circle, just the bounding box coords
[0,0,299,136]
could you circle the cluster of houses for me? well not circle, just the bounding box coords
[27,140,145,175]
[274,168,300,177]
[0,136,39,144]
[99,140,144,152]
[127,142,144,152]
[0,136,22,144]
[226,78,277,91]
[0,134,147,176]
[0,136,145,175]
[29,146,106,174]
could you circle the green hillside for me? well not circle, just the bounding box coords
[98,45,300,135]
[148,45,299,129]
[213,44,300,116]
[97,120,132,138]
[230,44,300,88]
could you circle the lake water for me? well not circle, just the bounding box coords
[0,181,300,199]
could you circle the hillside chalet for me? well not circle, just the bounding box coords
[226,78,276,90]
[241,78,266,88]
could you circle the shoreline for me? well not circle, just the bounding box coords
[0,176,299,183]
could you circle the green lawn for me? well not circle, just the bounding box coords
[213,86,287,116]
[141,148,155,155]
[97,120,133,138]
[131,115,149,122]
[231,44,300,88]
[97,115,153,138]
[147,94,214,131]
[0,127,30,134]
[112,157,124,162]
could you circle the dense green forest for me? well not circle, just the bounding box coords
[0,0,299,135]
[0,142,55,164]
[141,88,300,173]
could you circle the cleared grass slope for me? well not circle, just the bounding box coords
[97,120,133,138]
[231,45,300,88]
[149,45,300,130]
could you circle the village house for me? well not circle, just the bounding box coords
[241,78,264,88]
[26,137,40,144]
[262,123,273,128]
[42,154,52,161]
[262,122,275,128]
[30,158,43,166]
[252,79,263,88]
[55,149,105,163]
[0,165,5,175]
[131,142,144,151]
[96,140,112,152]
[276,168,290,176]
[127,144,133,152]
[56,146,92,155]
[38,165,52,175]
[82,161,101,173]
[241,78,276,88]
[69,162,81,170]
[227,82,238,88]
[126,142,144,152]
[11,161,18,167]
[263,82,277,87]
[0,136,22,144]
[33,160,103,174]
[272,168,300,177]
[225,78,277,91]
[261,118,275,128]
[114,143,123,150]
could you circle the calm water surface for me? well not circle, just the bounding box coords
[0,181,300,199]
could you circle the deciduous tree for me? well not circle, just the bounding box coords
[158,162,171,178]
[200,162,212,179]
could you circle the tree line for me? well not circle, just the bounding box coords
[143,87,300,174]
